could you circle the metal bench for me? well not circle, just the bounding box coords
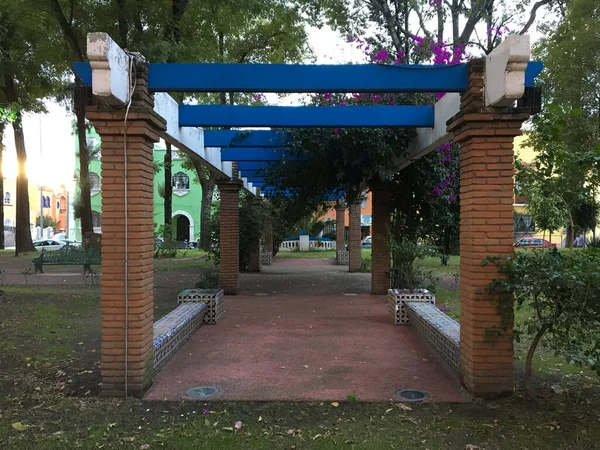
[32,246,101,274]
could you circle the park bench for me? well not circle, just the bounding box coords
[153,303,208,374]
[32,246,101,274]
[405,301,460,374]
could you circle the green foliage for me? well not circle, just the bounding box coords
[154,224,178,258]
[35,215,58,229]
[209,193,266,271]
[524,0,600,246]
[488,249,600,394]
[195,269,220,289]
[521,179,567,236]
[389,239,438,291]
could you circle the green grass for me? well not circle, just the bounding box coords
[1,283,600,449]
[153,250,215,271]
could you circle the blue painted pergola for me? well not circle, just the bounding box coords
[80,32,544,400]
[74,59,542,194]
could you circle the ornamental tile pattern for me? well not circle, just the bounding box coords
[178,288,225,324]
[387,288,435,325]
[153,303,207,374]
[405,301,460,374]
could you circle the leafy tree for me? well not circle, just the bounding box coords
[523,0,600,248]
[522,180,567,242]
[488,249,600,398]
[0,105,16,249]
[0,0,65,254]
[178,0,310,251]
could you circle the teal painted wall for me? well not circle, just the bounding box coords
[73,129,202,242]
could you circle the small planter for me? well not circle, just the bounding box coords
[260,251,272,266]
[387,288,435,325]
[337,250,349,265]
[178,288,224,324]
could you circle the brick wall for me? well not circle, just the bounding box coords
[87,61,166,397]
[447,59,529,398]
[217,180,242,294]
[335,205,346,250]
[371,182,390,294]
[348,201,361,272]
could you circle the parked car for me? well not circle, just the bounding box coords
[52,234,82,248]
[513,237,557,249]
[346,236,372,251]
[33,239,67,251]
[361,236,372,249]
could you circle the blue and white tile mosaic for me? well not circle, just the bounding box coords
[260,251,272,266]
[337,250,349,265]
[153,303,207,374]
[405,301,460,374]
[387,288,435,325]
[177,288,225,324]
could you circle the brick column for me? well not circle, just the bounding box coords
[247,199,262,272]
[217,179,242,294]
[371,182,391,294]
[447,59,529,398]
[335,204,347,264]
[86,61,166,397]
[348,201,361,272]
[264,215,273,254]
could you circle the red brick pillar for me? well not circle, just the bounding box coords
[348,201,361,272]
[447,59,529,398]
[371,182,391,294]
[86,60,166,397]
[247,198,261,272]
[264,215,273,254]
[217,179,242,294]
[335,204,347,264]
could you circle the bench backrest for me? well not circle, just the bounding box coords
[41,245,100,264]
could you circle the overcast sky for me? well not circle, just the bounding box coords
[1,15,547,189]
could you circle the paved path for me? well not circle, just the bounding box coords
[147,258,468,402]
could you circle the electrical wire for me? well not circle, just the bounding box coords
[121,55,136,397]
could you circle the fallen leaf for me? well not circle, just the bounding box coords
[465,445,480,450]
[303,365,309,369]
[331,402,339,407]
[385,408,393,413]
[12,422,28,432]
[234,421,243,430]
[140,445,150,450]
[397,404,412,411]
[258,416,263,422]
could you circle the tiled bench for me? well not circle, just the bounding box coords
[405,301,460,374]
[153,303,207,374]
[177,288,224,324]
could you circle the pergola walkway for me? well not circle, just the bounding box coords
[146,259,468,402]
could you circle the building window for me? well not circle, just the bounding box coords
[43,196,51,208]
[86,136,101,160]
[514,214,536,234]
[4,192,11,205]
[56,201,60,210]
[172,172,190,190]
[90,172,101,195]
[92,210,102,228]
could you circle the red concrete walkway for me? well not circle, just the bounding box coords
[147,258,468,402]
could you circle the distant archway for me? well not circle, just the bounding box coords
[172,210,194,243]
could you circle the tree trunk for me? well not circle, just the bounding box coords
[164,142,173,240]
[0,121,5,249]
[196,162,215,251]
[525,324,549,400]
[12,111,35,254]
[76,94,94,239]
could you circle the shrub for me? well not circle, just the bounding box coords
[389,239,438,291]
[196,269,219,289]
[487,248,600,397]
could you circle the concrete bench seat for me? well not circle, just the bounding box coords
[153,303,207,374]
[405,301,460,374]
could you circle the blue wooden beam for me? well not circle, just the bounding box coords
[525,61,543,87]
[73,61,543,93]
[221,148,285,162]
[204,130,292,148]
[181,105,434,128]
[150,63,468,93]
[237,162,276,171]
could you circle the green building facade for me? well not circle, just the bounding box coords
[72,129,203,243]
